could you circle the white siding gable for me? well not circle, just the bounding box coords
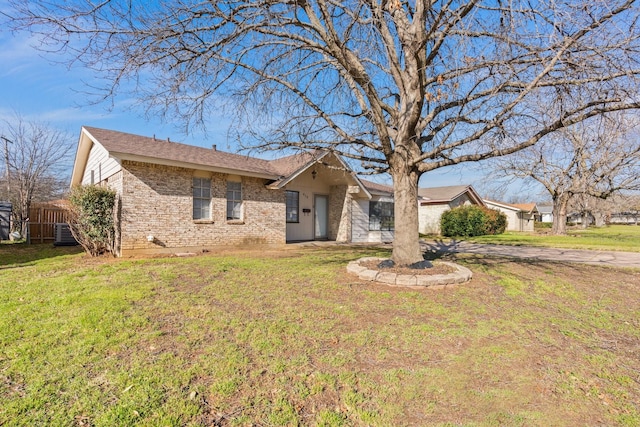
[82,141,121,185]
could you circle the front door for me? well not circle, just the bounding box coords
[314,195,328,239]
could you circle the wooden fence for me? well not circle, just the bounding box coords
[28,206,71,244]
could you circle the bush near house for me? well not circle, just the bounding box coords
[68,185,117,256]
[441,205,507,237]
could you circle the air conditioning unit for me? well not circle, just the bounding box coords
[54,223,78,246]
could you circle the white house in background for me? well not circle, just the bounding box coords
[484,200,538,232]
[537,205,553,223]
[418,185,485,235]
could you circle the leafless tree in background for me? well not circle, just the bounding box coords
[6,0,640,263]
[1,114,72,236]
[492,113,640,234]
[568,191,640,227]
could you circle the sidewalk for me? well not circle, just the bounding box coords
[421,240,640,268]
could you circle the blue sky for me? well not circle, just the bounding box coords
[0,3,538,200]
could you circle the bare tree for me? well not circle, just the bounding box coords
[6,1,640,263]
[569,191,640,227]
[1,114,73,236]
[492,113,640,234]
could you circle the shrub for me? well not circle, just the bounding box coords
[483,207,507,235]
[68,185,117,256]
[441,205,507,237]
[535,222,553,229]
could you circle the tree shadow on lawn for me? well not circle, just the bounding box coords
[442,252,636,287]
[0,243,83,269]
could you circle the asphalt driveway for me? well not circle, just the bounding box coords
[422,240,640,269]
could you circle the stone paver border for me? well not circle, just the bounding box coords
[347,257,472,289]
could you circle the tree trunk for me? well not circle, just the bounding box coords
[552,195,569,235]
[390,168,423,266]
[581,211,591,228]
[594,211,605,227]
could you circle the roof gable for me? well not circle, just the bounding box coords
[485,199,539,213]
[267,150,371,198]
[267,150,330,187]
[513,203,539,214]
[484,199,521,212]
[419,185,485,206]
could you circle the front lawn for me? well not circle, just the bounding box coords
[465,224,640,252]
[1,244,639,425]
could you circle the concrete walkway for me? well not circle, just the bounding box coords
[421,240,640,269]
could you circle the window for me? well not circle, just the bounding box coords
[369,201,394,231]
[227,181,242,220]
[193,178,211,220]
[285,191,299,223]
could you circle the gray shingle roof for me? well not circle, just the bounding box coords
[418,185,473,202]
[268,150,327,179]
[83,126,277,177]
[358,178,394,195]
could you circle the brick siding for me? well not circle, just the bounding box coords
[328,185,354,242]
[116,161,285,254]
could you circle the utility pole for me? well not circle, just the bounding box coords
[1,135,13,237]
[0,136,12,202]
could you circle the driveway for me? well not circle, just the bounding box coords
[421,239,640,269]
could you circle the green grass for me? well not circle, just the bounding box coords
[1,244,639,425]
[464,224,640,252]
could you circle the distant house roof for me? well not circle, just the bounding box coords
[485,199,539,214]
[484,199,519,212]
[358,181,487,204]
[419,185,485,206]
[537,205,553,214]
[512,203,538,214]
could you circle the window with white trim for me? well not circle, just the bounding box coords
[369,201,394,231]
[285,191,299,223]
[226,181,242,220]
[193,178,211,220]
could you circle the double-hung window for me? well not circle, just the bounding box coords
[193,178,211,220]
[369,201,394,231]
[226,181,242,220]
[285,191,299,223]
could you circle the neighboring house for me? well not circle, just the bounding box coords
[418,185,485,235]
[484,200,538,232]
[609,211,640,225]
[537,205,553,223]
[567,211,589,225]
[71,127,376,256]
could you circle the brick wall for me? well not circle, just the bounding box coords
[328,184,355,242]
[117,161,285,254]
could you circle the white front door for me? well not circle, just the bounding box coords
[314,195,328,239]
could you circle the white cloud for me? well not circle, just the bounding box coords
[0,32,44,66]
